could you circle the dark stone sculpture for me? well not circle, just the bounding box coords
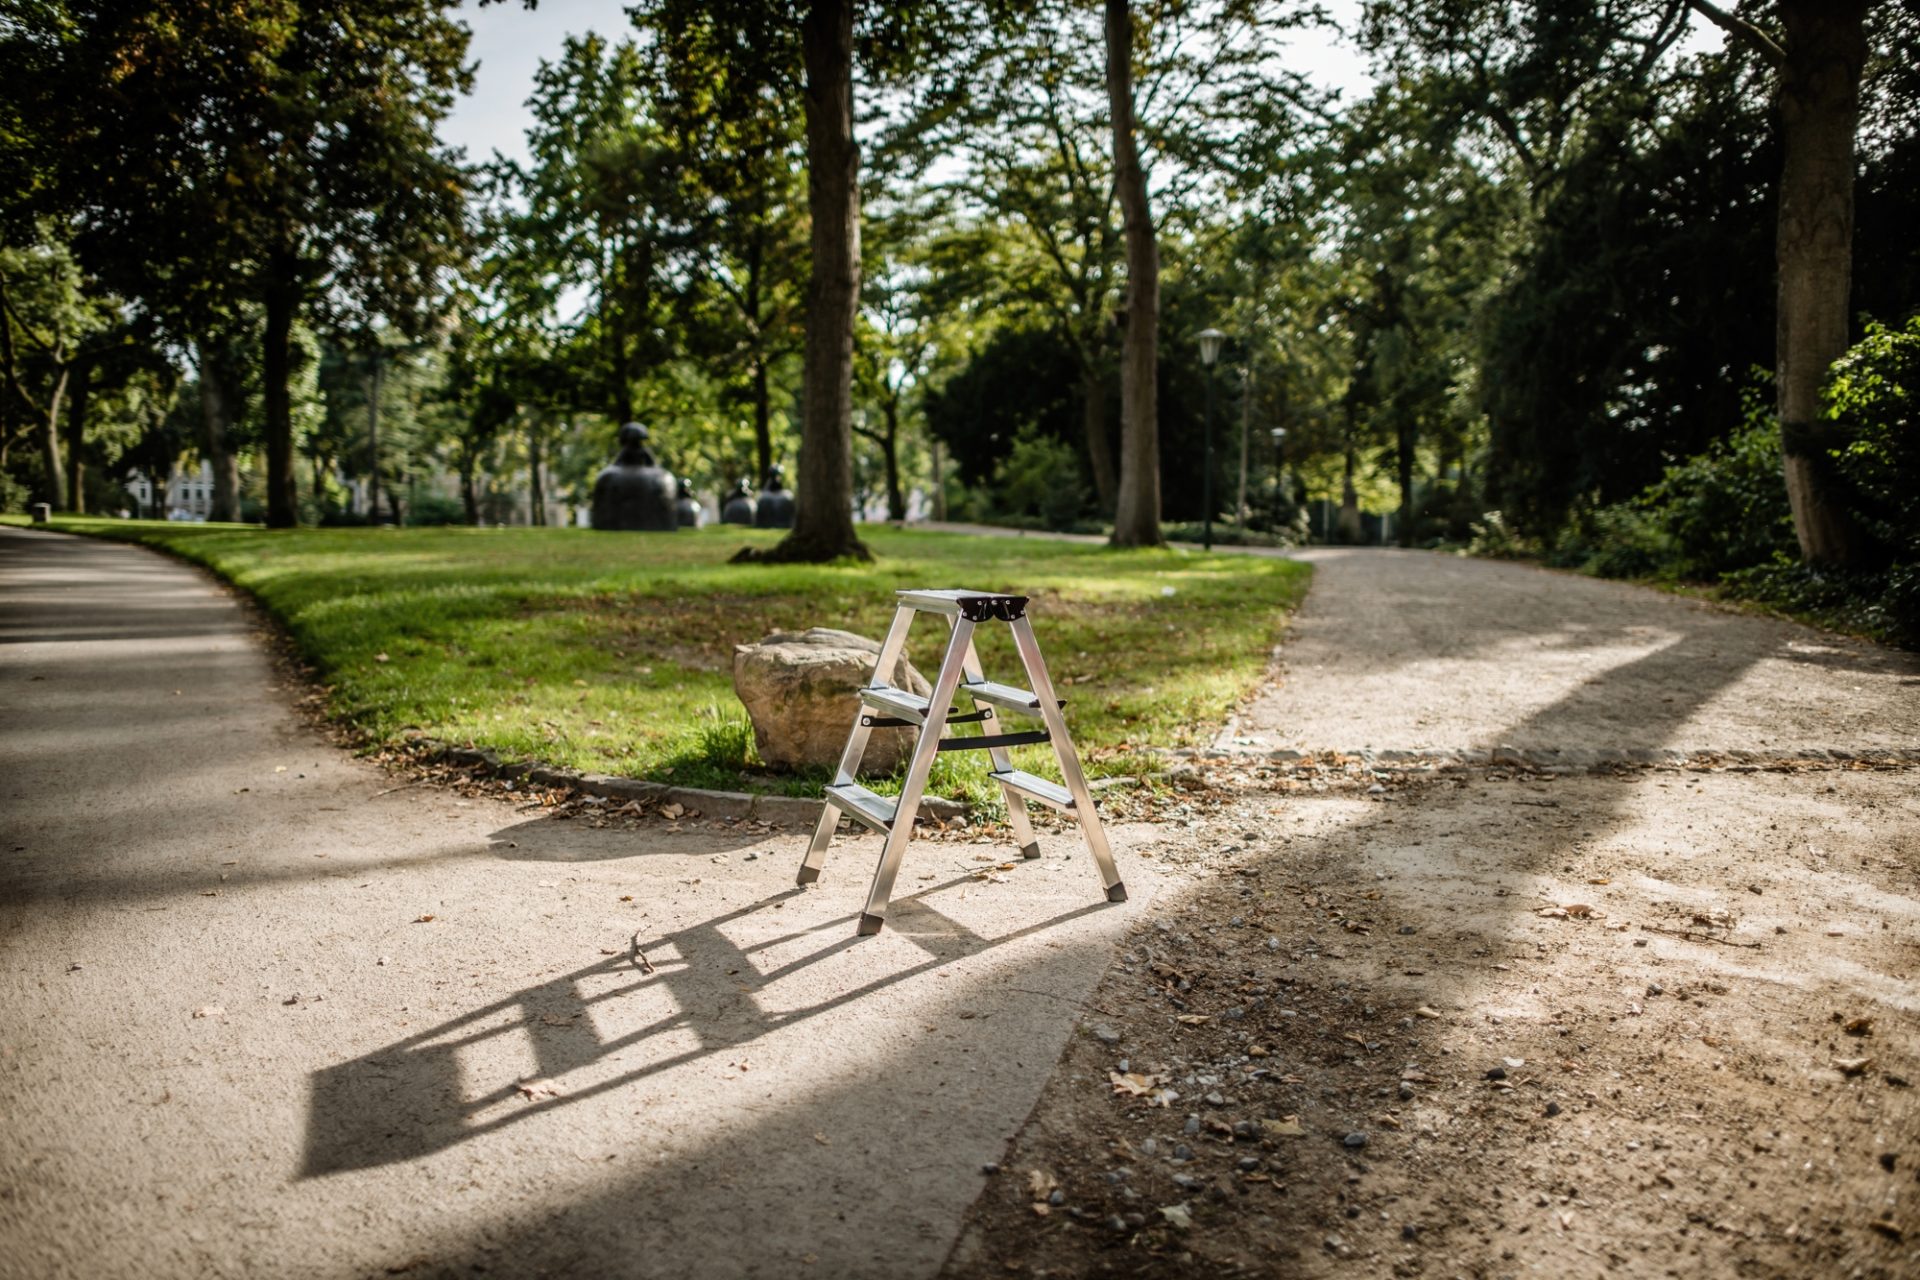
[755,464,795,529]
[590,423,679,532]
[721,479,757,526]
[674,478,703,528]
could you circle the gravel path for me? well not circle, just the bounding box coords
[944,544,1919,1280]
[1221,548,1919,760]
[0,527,1161,1280]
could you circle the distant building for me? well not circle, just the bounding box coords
[124,462,215,520]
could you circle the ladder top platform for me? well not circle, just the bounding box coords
[895,588,1030,621]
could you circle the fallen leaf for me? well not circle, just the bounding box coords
[1109,1071,1161,1097]
[1159,1203,1193,1230]
[1414,1006,1442,1020]
[1176,1014,1211,1026]
[813,1132,831,1146]
[413,914,436,924]
[1833,1056,1873,1077]
[1260,1116,1305,1138]
[661,803,685,820]
[1026,1168,1058,1201]
[516,1079,563,1100]
[1843,1017,1874,1037]
[192,1005,224,1019]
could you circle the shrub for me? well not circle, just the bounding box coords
[991,427,1091,531]
[1464,510,1539,560]
[1640,384,1796,578]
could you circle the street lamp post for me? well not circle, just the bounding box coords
[1197,328,1226,552]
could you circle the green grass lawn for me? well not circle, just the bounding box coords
[10,517,1310,807]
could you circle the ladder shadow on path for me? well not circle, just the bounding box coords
[299,870,1105,1179]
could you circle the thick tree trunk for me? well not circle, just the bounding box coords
[65,355,91,514]
[929,435,946,521]
[1081,367,1117,516]
[196,346,242,523]
[1775,1,1869,566]
[261,251,300,528]
[1105,0,1162,549]
[749,0,868,563]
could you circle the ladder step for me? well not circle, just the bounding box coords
[896,589,1029,622]
[963,680,1046,715]
[990,769,1076,812]
[823,782,898,832]
[858,686,931,724]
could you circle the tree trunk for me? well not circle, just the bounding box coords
[929,434,946,521]
[753,357,773,486]
[32,370,66,512]
[529,420,547,527]
[65,354,92,514]
[1081,366,1117,516]
[1337,411,1362,544]
[881,401,904,522]
[460,458,479,525]
[366,350,383,525]
[749,0,869,563]
[1774,0,1869,566]
[196,345,241,523]
[1397,416,1416,547]
[1105,0,1162,549]
[261,250,300,528]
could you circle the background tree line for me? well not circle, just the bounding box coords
[2,1,1915,635]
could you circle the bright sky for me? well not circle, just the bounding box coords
[440,0,1382,169]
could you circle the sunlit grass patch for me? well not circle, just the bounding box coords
[24,517,1310,804]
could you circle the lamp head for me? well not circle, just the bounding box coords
[1197,328,1227,366]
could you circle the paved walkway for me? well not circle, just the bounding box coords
[0,527,1160,1279]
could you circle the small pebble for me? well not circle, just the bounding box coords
[1139,1138,1158,1157]
[1230,916,1244,927]
[1545,1101,1563,1118]
[1205,1092,1226,1107]
[1398,1082,1415,1101]
[1343,1131,1368,1149]
[981,1163,999,1176]
[1047,1189,1065,1207]
[1485,1066,1507,1081]
[1646,982,1664,997]
[1091,1023,1121,1044]
[1184,1115,1201,1135]
[1401,1224,1420,1241]
[1173,1143,1194,1162]
[1106,1215,1128,1233]
[1266,937,1281,952]
[1237,1156,1261,1171]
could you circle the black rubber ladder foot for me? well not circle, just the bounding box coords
[1020,841,1042,861]
[857,912,887,936]
[796,865,821,886]
[1105,881,1129,903]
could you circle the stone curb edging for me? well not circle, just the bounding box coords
[1180,744,1920,774]
[428,743,967,826]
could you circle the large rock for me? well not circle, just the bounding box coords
[733,628,929,773]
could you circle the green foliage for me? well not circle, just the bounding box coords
[992,428,1092,532]
[1635,391,1795,579]
[1463,510,1539,560]
[1825,316,1920,561]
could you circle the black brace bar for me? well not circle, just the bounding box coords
[861,708,994,729]
[937,730,1052,753]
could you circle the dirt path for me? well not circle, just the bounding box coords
[0,528,1165,1280]
[946,549,1919,1279]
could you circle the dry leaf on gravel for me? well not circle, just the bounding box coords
[1176,1014,1211,1026]
[660,803,684,820]
[1159,1203,1193,1230]
[516,1078,564,1100]
[1260,1117,1305,1138]
[192,1006,224,1019]
[1109,1071,1161,1097]
[1026,1169,1058,1201]
[413,914,435,924]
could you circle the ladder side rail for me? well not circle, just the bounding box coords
[957,629,1041,860]
[1007,614,1127,901]
[858,617,976,934]
[799,604,919,885]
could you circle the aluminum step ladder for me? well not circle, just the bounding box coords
[797,589,1127,936]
